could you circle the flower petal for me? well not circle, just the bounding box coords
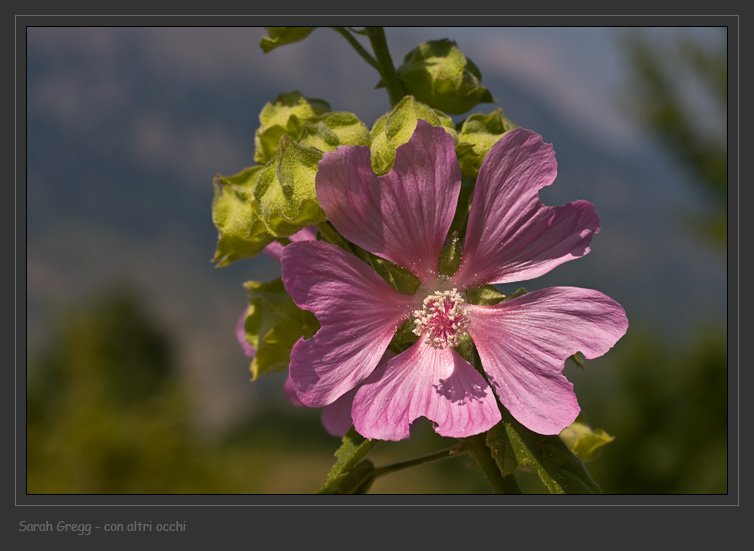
[352,341,501,441]
[285,372,353,437]
[316,119,461,284]
[283,372,303,407]
[235,307,256,358]
[453,128,600,289]
[321,388,356,438]
[262,225,318,263]
[467,286,628,435]
[281,240,418,407]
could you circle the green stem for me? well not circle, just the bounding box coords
[463,434,522,494]
[371,445,462,478]
[365,27,405,107]
[331,27,380,70]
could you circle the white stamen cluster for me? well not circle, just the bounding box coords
[412,289,469,349]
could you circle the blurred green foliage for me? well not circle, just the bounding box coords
[26,288,727,494]
[572,327,727,494]
[622,28,727,249]
[26,289,491,494]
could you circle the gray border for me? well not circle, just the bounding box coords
[13,13,742,542]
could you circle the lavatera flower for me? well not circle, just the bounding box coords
[281,120,628,441]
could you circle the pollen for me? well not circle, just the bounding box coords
[412,289,469,349]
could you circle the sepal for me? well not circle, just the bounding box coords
[211,167,275,267]
[253,135,327,237]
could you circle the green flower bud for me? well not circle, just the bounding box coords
[260,27,317,53]
[253,135,326,237]
[211,166,275,267]
[254,91,330,163]
[369,95,457,175]
[456,109,517,178]
[243,278,319,379]
[395,39,494,115]
[559,421,615,461]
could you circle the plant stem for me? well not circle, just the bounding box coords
[463,434,522,494]
[371,445,462,478]
[331,27,380,70]
[365,27,405,107]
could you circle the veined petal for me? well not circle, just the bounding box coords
[467,286,628,435]
[453,128,600,289]
[316,120,461,284]
[352,340,501,441]
[281,240,418,407]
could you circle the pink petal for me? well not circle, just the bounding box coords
[283,373,303,407]
[316,120,461,285]
[281,240,419,408]
[286,372,353,437]
[453,128,600,289]
[467,286,628,435]
[352,341,501,441]
[321,388,356,437]
[262,226,317,263]
[235,307,256,358]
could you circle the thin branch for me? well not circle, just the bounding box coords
[330,27,380,70]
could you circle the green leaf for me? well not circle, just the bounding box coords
[253,135,327,237]
[211,167,275,267]
[486,409,603,494]
[395,39,495,115]
[559,420,615,461]
[260,27,317,53]
[242,278,319,379]
[254,91,331,164]
[456,109,517,178]
[369,95,457,175]
[317,428,378,494]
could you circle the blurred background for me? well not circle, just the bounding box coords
[25,26,727,494]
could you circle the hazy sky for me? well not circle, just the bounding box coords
[25,26,727,429]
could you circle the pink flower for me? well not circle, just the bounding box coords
[236,226,354,437]
[281,120,628,441]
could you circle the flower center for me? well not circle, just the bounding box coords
[412,289,469,349]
